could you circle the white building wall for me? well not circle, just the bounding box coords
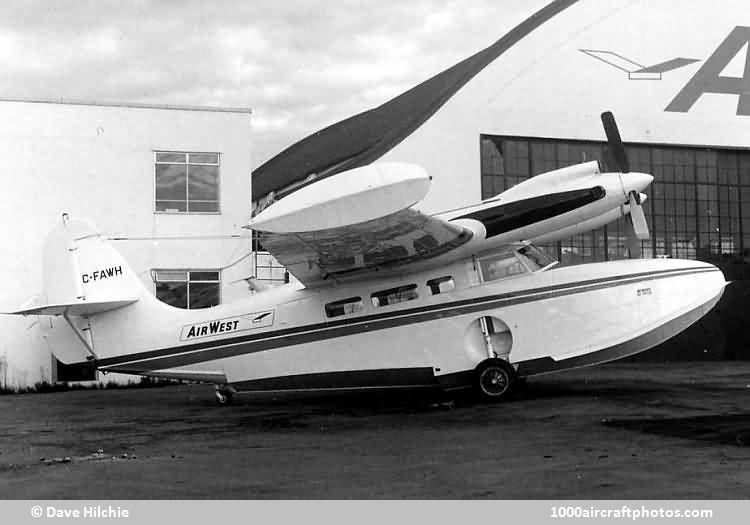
[381,0,750,212]
[0,100,253,388]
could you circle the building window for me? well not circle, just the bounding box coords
[480,137,530,199]
[153,270,220,309]
[155,151,220,213]
[251,232,289,285]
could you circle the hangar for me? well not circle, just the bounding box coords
[252,0,750,359]
[0,99,253,389]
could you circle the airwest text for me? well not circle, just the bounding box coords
[81,266,123,283]
[180,311,275,341]
[186,320,239,339]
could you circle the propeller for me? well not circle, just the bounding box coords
[600,111,650,258]
[624,192,650,258]
[601,111,630,174]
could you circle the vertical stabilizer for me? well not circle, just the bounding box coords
[6,215,145,316]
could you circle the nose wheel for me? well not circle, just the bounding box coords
[474,358,517,401]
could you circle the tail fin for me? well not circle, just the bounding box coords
[8,216,230,381]
[6,215,145,316]
[5,216,214,373]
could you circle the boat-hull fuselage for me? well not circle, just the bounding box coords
[93,257,726,394]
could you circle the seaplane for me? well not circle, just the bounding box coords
[3,113,727,404]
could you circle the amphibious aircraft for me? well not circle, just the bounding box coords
[3,114,727,403]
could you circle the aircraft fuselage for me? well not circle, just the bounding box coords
[87,253,726,394]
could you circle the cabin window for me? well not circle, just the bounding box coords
[153,269,221,309]
[325,297,364,318]
[427,276,455,295]
[371,284,418,307]
[155,151,220,213]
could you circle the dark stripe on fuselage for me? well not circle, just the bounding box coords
[232,367,437,392]
[99,267,718,374]
[455,186,606,238]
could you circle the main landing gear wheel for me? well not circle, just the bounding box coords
[474,358,517,401]
[215,387,234,406]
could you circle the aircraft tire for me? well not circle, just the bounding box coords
[474,358,517,401]
[215,388,234,406]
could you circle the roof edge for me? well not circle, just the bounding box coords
[0,97,252,114]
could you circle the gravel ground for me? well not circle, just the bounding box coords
[1,361,750,499]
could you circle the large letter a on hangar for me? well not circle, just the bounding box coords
[666,26,750,116]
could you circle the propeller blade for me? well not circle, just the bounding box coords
[628,192,650,240]
[601,111,630,173]
[624,218,642,259]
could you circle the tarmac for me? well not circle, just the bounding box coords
[1,361,750,499]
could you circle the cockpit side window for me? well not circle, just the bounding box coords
[478,256,526,282]
[517,245,557,271]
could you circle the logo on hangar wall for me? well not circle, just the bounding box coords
[581,26,750,116]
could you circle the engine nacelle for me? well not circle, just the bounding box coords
[491,161,601,202]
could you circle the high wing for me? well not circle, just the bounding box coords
[249,144,654,287]
[248,163,473,287]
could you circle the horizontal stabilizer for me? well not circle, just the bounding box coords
[6,298,138,317]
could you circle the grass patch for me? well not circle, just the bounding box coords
[0,376,182,395]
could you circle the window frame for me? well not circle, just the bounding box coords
[154,151,222,215]
[480,134,750,265]
[152,268,222,309]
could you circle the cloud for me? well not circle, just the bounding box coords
[0,0,542,165]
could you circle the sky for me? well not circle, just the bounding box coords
[0,0,542,167]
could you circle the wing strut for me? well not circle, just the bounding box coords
[63,309,98,360]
